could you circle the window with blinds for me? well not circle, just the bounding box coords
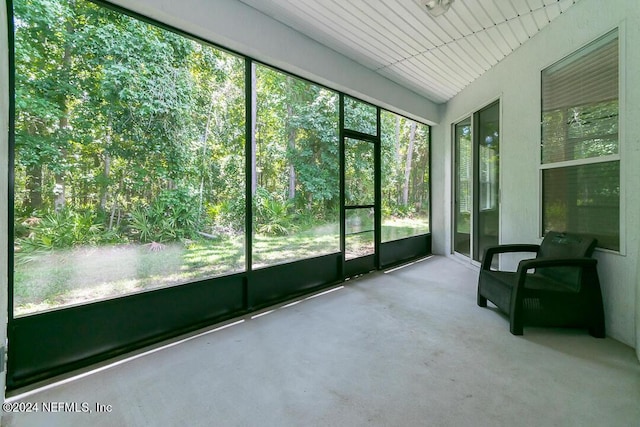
[540,29,620,251]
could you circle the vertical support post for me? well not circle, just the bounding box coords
[1,0,13,408]
[338,94,345,279]
[374,107,381,269]
[244,58,254,309]
[472,112,479,262]
[636,238,640,361]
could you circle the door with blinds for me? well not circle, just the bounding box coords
[453,101,500,264]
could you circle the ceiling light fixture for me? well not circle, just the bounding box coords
[421,0,454,17]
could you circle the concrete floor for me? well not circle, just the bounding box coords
[3,256,640,426]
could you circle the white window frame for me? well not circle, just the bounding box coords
[539,27,624,255]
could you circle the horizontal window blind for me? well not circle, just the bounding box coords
[542,31,618,112]
[540,29,620,251]
[542,162,620,251]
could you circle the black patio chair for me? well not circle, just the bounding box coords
[477,231,605,337]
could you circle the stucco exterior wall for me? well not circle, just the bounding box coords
[432,0,640,351]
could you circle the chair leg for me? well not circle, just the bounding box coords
[589,322,605,338]
[509,305,523,335]
[477,290,487,307]
[589,293,606,338]
[509,321,523,335]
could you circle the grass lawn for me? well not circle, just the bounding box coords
[13,217,428,316]
[381,216,429,241]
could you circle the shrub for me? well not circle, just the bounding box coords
[16,209,122,252]
[253,187,296,236]
[382,201,415,218]
[128,189,199,243]
[209,196,246,235]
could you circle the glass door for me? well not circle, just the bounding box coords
[453,101,500,263]
[342,96,379,277]
[344,137,376,261]
[454,118,472,257]
[475,103,500,262]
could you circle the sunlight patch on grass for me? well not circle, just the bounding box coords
[14,238,246,316]
[382,216,429,242]
[13,218,429,315]
[252,222,340,268]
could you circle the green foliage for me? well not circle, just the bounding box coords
[10,0,434,315]
[382,201,414,218]
[543,100,619,163]
[344,96,377,135]
[208,197,245,235]
[253,188,296,236]
[16,209,122,252]
[13,0,246,246]
[380,110,430,220]
[255,66,339,215]
[128,189,198,243]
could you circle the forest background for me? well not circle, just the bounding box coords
[12,0,430,315]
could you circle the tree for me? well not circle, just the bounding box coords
[14,0,78,214]
[402,122,417,206]
[14,0,247,241]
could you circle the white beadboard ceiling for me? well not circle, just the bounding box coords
[238,0,580,104]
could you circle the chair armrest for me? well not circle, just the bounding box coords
[481,244,540,270]
[517,257,597,271]
[514,257,598,290]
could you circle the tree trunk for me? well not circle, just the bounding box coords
[287,77,296,200]
[288,148,296,200]
[394,115,401,164]
[402,122,417,206]
[109,176,125,230]
[416,145,430,212]
[53,177,66,213]
[100,123,112,212]
[55,112,69,213]
[54,16,75,213]
[198,86,217,219]
[25,164,44,213]
[109,200,118,231]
